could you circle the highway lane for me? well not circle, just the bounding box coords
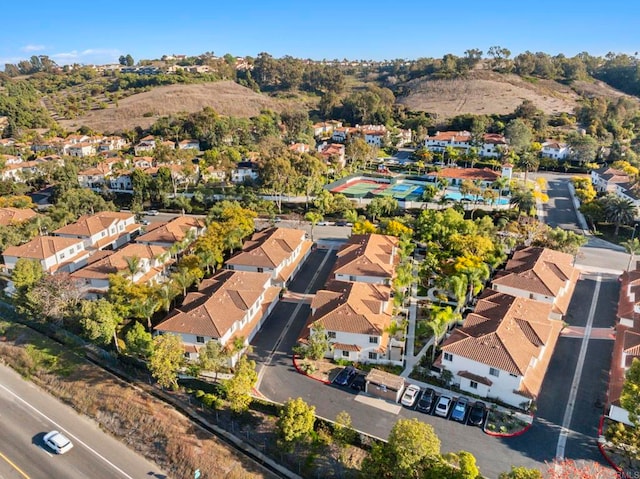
[0,364,167,479]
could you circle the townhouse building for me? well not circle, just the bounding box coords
[71,243,171,298]
[437,290,560,408]
[225,227,312,287]
[154,270,280,365]
[52,211,140,251]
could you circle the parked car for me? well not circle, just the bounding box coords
[335,220,348,226]
[145,209,159,216]
[317,221,332,226]
[44,430,73,454]
[333,366,357,386]
[434,395,452,417]
[450,397,469,422]
[350,373,366,392]
[400,384,421,407]
[468,401,487,427]
[140,219,151,226]
[416,388,436,414]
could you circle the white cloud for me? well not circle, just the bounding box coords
[51,48,121,64]
[21,44,46,52]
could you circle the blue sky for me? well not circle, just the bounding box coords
[2,1,639,67]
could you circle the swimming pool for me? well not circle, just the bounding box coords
[444,189,509,205]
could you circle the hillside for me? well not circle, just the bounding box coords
[58,81,293,133]
[396,70,638,119]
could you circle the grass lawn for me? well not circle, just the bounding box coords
[593,223,637,245]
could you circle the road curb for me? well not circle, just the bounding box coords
[291,355,332,385]
[597,415,631,478]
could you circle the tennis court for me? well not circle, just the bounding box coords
[331,179,390,198]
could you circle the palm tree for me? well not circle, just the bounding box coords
[446,275,468,312]
[124,255,142,282]
[428,305,461,362]
[155,283,179,313]
[604,196,636,236]
[304,211,323,242]
[621,238,640,270]
[492,177,510,205]
[133,294,159,330]
[517,151,539,184]
[171,269,194,297]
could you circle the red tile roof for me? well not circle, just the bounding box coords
[307,280,393,336]
[154,270,273,339]
[226,227,307,269]
[332,234,398,280]
[435,167,501,182]
[0,207,37,226]
[441,290,560,401]
[3,236,84,260]
[492,247,579,315]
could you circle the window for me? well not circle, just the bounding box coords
[349,276,357,282]
[510,373,518,378]
[327,331,336,339]
[443,352,453,362]
[368,352,377,360]
[369,336,378,344]
[196,336,205,343]
[469,380,478,389]
[489,367,500,377]
[257,267,264,273]
[102,231,107,237]
[342,350,350,357]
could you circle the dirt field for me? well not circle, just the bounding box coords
[58,81,292,133]
[397,70,638,120]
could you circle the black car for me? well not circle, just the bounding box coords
[468,401,487,427]
[416,388,436,413]
[335,220,348,226]
[350,373,366,391]
[333,366,357,386]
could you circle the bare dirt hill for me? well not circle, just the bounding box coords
[58,81,291,133]
[397,70,638,120]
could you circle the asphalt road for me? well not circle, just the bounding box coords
[0,364,167,479]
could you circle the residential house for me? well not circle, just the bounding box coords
[52,211,140,251]
[134,136,156,156]
[332,234,399,285]
[231,161,259,184]
[313,121,341,138]
[71,243,171,298]
[1,159,48,182]
[135,216,206,249]
[608,268,640,425]
[98,136,129,152]
[154,270,280,363]
[426,167,502,188]
[77,161,118,190]
[437,289,560,408]
[202,165,227,183]
[289,143,310,154]
[317,143,346,168]
[225,227,312,287]
[66,142,96,158]
[424,131,507,158]
[491,246,579,321]
[304,280,403,365]
[591,166,630,194]
[178,139,201,151]
[0,207,37,226]
[3,236,89,284]
[331,127,356,143]
[361,126,387,148]
[541,141,570,161]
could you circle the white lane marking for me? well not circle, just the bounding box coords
[555,274,601,460]
[0,383,134,479]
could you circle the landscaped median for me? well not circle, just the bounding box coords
[483,407,534,437]
[597,415,640,478]
[292,354,332,384]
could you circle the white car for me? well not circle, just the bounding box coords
[44,430,73,454]
[145,209,159,216]
[400,384,421,407]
